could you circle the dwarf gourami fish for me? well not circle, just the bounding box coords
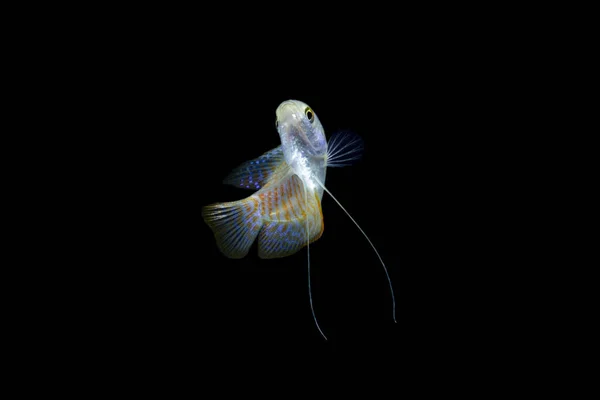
[202,100,396,339]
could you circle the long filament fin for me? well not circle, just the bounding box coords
[304,180,328,340]
[314,178,397,323]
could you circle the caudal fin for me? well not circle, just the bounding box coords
[202,196,263,258]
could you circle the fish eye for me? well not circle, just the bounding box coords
[305,107,314,123]
[275,119,279,129]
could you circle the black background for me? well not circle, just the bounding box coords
[12,4,575,391]
[56,17,541,374]
[100,77,510,361]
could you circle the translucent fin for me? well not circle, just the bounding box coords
[314,177,397,323]
[223,146,284,190]
[202,196,263,258]
[257,175,323,259]
[326,131,364,168]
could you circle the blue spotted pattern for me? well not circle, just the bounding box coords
[223,146,284,190]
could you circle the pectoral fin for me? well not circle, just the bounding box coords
[326,131,364,167]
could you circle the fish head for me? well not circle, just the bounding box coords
[275,100,327,158]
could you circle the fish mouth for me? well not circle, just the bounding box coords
[275,100,299,122]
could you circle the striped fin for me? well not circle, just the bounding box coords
[257,175,324,259]
[202,196,262,258]
[223,146,284,190]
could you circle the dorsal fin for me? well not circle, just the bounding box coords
[223,146,284,190]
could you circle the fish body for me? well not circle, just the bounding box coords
[202,100,395,339]
[202,100,329,259]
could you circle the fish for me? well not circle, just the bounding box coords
[202,100,396,339]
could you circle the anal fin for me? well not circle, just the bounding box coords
[257,175,324,259]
